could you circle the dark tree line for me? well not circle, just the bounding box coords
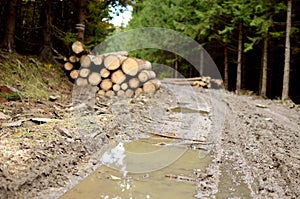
[0,0,131,62]
[127,0,300,102]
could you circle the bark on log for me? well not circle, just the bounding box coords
[70,69,79,79]
[111,70,126,84]
[88,72,101,86]
[79,68,90,78]
[128,77,140,89]
[138,70,156,82]
[64,62,73,71]
[100,79,113,91]
[72,41,84,54]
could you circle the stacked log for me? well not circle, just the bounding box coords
[64,41,160,97]
[161,76,212,88]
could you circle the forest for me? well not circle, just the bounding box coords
[0,0,299,102]
[1,1,300,198]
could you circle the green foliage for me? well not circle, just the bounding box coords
[0,92,21,101]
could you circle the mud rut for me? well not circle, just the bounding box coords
[0,84,299,199]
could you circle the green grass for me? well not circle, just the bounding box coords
[0,52,66,100]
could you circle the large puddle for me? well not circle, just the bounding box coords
[59,137,211,199]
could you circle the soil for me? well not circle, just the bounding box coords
[0,82,299,198]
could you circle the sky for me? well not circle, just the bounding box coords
[109,5,133,27]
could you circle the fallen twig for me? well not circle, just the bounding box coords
[165,174,196,182]
[142,130,206,142]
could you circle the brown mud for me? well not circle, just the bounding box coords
[0,83,299,199]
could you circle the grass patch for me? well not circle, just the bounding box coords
[0,51,69,100]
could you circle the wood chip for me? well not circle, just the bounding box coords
[31,118,60,124]
[255,103,267,108]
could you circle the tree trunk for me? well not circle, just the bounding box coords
[174,59,178,78]
[224,46,229,90]
[1,0,17,52]
[200,48,204,76]
[76,0,88,42]
[236,21,243,94]
[39,0,56,64]
[260,36,268,97]
[282,0,292,101]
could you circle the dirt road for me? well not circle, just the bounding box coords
[0,84,299,198]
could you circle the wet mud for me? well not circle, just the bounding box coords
[0,84,299,198]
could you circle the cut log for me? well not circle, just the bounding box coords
[121,82,128,90]
[64,62,73,71]
[100,68,110,78]
[143,79,160,93]
[98,90,105,96]
[128,77,140,89]
[100,79,113,91]
[92,55,103,65]
[80,54,87,65]
[70,69,79,79]
[138,70,156,82]
[103,54,123,70]
[134,87,143,96]
[111,70,126,84]
[117,90,125,96]
[79,68,90,78]
[122,57,139,76]
[135,59,152,70]
[81,55,92,68]
[75,78,88,86]
[125,89,134,98]
[105,90,115,97]
[112,84,121,92]
[193,81,207,88]
[88,72,101,86]
[69,55,79,63]
[72,41,84,54]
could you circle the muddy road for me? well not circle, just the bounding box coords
[0,84,299,198]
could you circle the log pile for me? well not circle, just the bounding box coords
[161,77,223,89]
[161,77,212,88]
[64,41,160,97]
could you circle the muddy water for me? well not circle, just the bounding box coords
[59,137,211,199]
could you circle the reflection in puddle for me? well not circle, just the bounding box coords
[59,137,211,199]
